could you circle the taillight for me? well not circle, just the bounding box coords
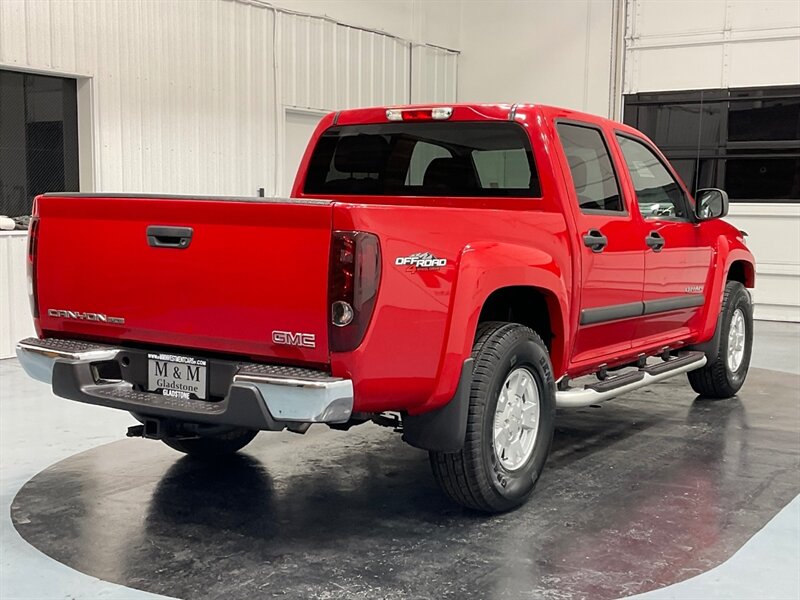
[27,216,40,318]
[329,231,381,352]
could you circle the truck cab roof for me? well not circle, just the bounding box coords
[330,102,645,139]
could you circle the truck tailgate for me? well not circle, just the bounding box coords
[34,194,332,364]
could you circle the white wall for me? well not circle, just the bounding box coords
[727,205,800,322]
[624,0,800,94]
[0,232,35,359]
[625,0,800,322]
[457,0,619,117]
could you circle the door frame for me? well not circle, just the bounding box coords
[280,105,328,197]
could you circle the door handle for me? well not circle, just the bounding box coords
[646,231,665,252]
[583,229,608,253]
[147,225,193,249]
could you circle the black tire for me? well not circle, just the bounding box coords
[429,322,556,513]
[162,427,258,459]
[688,281,753,399]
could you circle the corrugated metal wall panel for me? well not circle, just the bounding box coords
[280,12,413,111]
[76,0,278,196]
[411,45,458,103]
[0,1,26,66]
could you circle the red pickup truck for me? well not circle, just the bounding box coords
[18,103,755,513]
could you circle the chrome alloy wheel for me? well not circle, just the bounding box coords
[727,308,746,372]
[493,367,540,471]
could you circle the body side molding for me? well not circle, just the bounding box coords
[580,294,706,326]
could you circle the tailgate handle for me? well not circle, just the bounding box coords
[147,226,193,249]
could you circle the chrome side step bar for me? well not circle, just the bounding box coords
[555,351,707,408]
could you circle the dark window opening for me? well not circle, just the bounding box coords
[728,93,800,142]
[303,121,540,198]
[725,154,800,201]
[624,85,800,203]
[0,69,79,218]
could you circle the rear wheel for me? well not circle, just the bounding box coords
[162,427,258,459]
[429,322,556,513]
[688,280,753,398]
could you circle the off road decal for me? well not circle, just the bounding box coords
[395,252,447,273]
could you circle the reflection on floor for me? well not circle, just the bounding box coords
[9,368,800,600]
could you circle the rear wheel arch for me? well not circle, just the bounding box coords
[425,244,570,412]
[477,285,566,375]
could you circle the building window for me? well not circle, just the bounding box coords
[0,70,79,218]
[623,86,800,203]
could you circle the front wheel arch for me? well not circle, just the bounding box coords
[688,280,753,398]
[726,259,755,288]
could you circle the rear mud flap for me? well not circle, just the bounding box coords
[402,358,473,453]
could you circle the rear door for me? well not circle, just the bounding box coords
[614,134,713,347]
[35,194,333,364]
[555,122,647,368]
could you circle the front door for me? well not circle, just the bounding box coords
[614,133,713,348]
[556,122,647,369]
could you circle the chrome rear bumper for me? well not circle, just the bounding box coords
[16,338,119,384]
[16,338,353,429]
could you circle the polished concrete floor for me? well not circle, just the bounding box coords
[1,321,799,599]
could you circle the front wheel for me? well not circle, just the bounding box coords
[429,322,556,513]
[162,427,258,459]
[688,280,753,398]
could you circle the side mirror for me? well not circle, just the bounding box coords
[695,188,729,221]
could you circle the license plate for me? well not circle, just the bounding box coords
[147,353,208,400]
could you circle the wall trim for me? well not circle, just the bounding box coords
[232,0,460,53]
[627,26,800,51]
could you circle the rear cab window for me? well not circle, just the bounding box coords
[303,122,540,197]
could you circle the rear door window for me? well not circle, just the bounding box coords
[556,122,624,213]
[303,122,540,197]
